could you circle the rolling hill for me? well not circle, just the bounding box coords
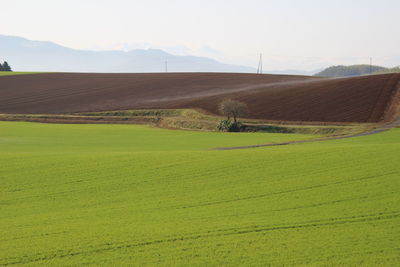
[0,72,399,123]
[316,64,400,77]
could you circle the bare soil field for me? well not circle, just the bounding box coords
[0,72,399,122]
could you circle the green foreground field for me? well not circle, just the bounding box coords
[0,72,43,76]
[1,121,399,266]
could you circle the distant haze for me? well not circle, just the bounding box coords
[1,0,400,71]
[0,35,256,73]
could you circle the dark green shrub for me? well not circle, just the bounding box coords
[217,120,242,132]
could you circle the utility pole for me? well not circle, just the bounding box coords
[165,58,168,73]
[257,53,263,74]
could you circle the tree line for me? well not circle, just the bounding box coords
[0,61,12,71]
[315,64,400,77]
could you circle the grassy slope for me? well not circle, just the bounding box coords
[0,122,399,266]
[0,72,44,76]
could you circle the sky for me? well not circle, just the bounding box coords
[2,0,400,71]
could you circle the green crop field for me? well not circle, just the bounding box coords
[1,121,399,266]
[0,72,43,76]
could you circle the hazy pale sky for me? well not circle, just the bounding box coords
[2,0,400,70]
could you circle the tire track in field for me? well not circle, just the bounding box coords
[172,172,397,210]
[257,247,400,266]
[1,211,399,266]
[192,192,394,222]
[213,116,400,150]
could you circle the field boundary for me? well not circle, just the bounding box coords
[0,109,367,135]
[213,116,400,150]
[0,108,394,150]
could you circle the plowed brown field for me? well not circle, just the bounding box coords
[0,72,399,122]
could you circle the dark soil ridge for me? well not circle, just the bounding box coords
[1,72,399,123]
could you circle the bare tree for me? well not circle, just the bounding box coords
[218,99,247,123]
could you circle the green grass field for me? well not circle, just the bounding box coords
[1,121,399,266]
[0,72,43,76]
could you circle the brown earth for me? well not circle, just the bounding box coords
[0,72,399,122]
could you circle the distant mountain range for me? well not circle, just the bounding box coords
[315,64,400,77]
[7,35,394,76]
[0,35,257,73]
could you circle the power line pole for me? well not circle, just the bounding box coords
[165,58,168,73]
[257,53,263,74]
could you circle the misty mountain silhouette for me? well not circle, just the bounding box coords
[0,35,255,73]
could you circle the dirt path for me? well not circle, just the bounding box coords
[213,118,400,151]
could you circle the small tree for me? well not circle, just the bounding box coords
[217,99,247,132]
[2,61,12,71]
[0,63,3,71]
[218,99,247,123]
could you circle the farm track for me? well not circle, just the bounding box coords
[214,116,400,150]
[1,72,399,122]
